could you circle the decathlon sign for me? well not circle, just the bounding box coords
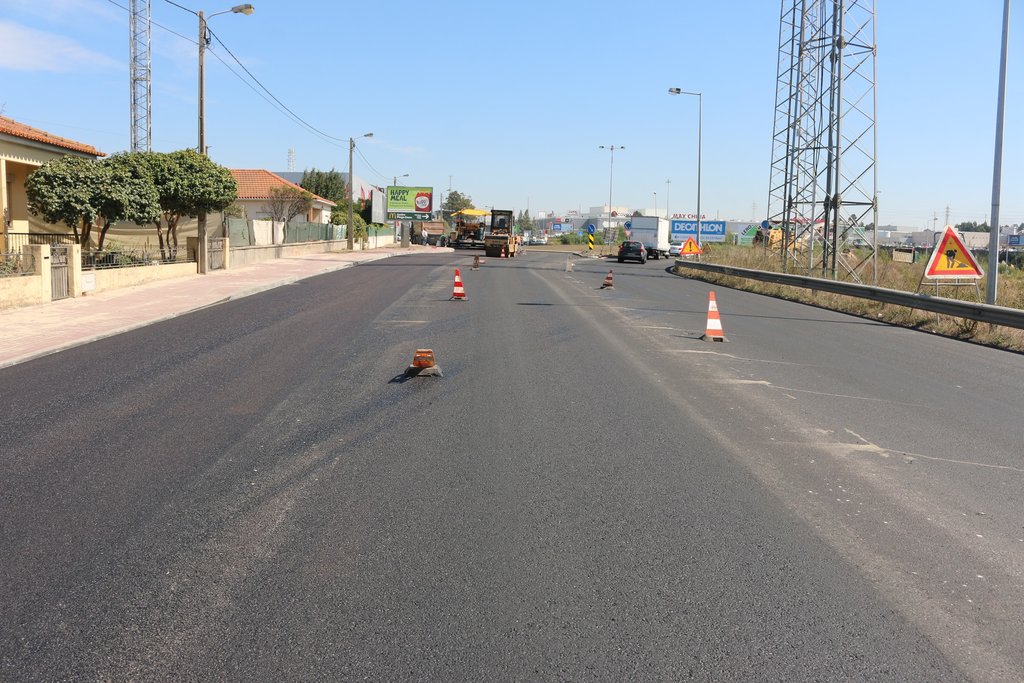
[671,220,727,242]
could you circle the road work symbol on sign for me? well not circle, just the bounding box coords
[680,237,703,255]
[923,226,984,279]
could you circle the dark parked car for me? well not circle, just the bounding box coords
[617,240,647,264]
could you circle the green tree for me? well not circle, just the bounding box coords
[99,152,161,251]
[26,154,163,251]
[956,221,990,233]
[300,168,346,204]
[143,149,236,259]
[25,156,104,244]
[266,185,313,225]
[443,190,474,213]
[515,209,536,235]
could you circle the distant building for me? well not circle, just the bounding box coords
[233,169,335,223]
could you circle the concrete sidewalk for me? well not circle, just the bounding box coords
[0,245,448,369]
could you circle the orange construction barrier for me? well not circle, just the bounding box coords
[600,269,614,289]
[701,291,728,342]
[451,268,467,300]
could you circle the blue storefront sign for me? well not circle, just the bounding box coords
[671,220,727,242]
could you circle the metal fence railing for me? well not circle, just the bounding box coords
[4,232,78,252]
[81,246,196,270]
[0,252,35,278]
[673,260,1024,331]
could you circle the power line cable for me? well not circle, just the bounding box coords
[203,49,343,148]
[206,27,349,145]
[355,146,391,183]
[110,0,393,172]
[111,0,336,147]
[106,0,197,44]
[156,0,346,143]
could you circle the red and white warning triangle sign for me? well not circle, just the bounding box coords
[923,226,984,280]
[680,237,703,255]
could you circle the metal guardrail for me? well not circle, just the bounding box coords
[673,260,1024,330]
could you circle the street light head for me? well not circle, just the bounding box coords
[668,87,681,95]
[231,4,255,15]
[363,132,374,139]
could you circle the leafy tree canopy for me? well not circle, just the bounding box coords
[515,209,536,233]
[955,221,990,233]
[157,149,237,218]
[102,152,161,228]
[25,156,104,239]
[266,185,313,224]
[300,168,346,204]
[443,190,474,213]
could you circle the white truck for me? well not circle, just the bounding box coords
[628,216,671,259]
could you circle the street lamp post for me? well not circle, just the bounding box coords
[197,3,254,274]
[348,133,373,251]
[391,174,410,247]
[986,0,1010,304]
[666,179,671,219]
[653,192,657,218]
[668,87,702,255]
[599,145,623,249]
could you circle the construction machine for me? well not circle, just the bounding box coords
[483,209,517,257]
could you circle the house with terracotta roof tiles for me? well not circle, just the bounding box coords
[0,116,104,247]
[230,169,336,224]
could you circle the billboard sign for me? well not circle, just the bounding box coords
[386,186,433,220]
[371,187,386,224]
[671,220,727,242]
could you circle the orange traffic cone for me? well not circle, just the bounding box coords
[500,245,508,259]
[600,269,614,289]
[451,268,467,300]
[701,291,728,342]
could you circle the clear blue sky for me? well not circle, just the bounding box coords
[2,0,1021,228]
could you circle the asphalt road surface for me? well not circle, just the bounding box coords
[2,250,1021,681]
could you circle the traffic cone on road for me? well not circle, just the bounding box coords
[451,268,467,300]
[600,269,614,289]
[701,291,728,342]
[500,245,508,259]
[472,254,481,270]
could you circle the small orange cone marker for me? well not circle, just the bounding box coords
[406,348,442,377]
[500,245,508,259]
[600,269,614,289]
[701,291,728,342]
[451,268,467,300]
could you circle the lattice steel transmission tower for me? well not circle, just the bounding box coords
[766,0,878,281]
[129,0,152,152]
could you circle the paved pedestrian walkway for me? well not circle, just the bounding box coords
[0,245,448,369]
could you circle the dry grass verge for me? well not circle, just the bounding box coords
[673,244,1024,352]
